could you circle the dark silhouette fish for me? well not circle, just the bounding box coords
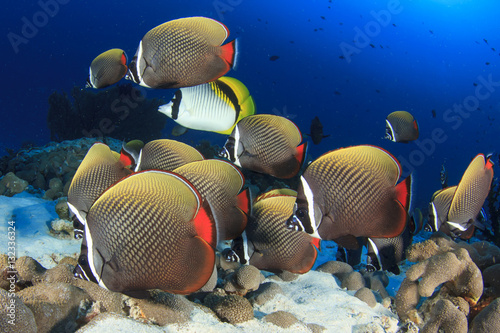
[307,116,330,145]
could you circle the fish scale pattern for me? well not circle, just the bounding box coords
[139,17,229,88]
[306,145,403,238]
[449,155,493,225]
[90,49,127,88]
[68,143,130,218]
[139,139,203,171]
[174,160,247,240]
[250,194,317,273]
[86,171,212,293]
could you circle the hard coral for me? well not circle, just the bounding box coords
[212,294,254,324]
[263,310,299,328]
[0,289,37,333]
[397,236,484,330]
[470,297,500,333]
[420,299,468,333]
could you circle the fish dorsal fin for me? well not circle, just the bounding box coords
[161,17,229,46]
[255,188,298,203]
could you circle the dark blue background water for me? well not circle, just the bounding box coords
[2,0,499,210]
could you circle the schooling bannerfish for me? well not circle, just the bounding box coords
[220,114,307,179]
[74,170,217,295]
[225,189,320,274]
[86,48,128,89]
[158,76,255,135]
[173,159,250,241]
[127,17,238,89]
[385,111,419,143]
[286,145,412,249]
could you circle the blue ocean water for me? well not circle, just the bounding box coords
[1,0,499,211]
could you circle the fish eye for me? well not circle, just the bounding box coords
[296,208,307,219]
[74,229,84,239]
[78,254,88,266]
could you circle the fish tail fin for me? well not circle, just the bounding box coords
[295,142,308,170]
[193,201,217,248]
[395,173,414,214]
[220,38,238,70]
[217,188,251,240]
[237,188,251,216]
[311,237,321,251]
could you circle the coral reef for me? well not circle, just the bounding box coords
[47,84,166,143]
[263,310,299,328]
[396,233,500,331]
[420,299,468,333]
[211,294,254,324]
[0,288,37,333]
[470,297,500,333]
[0,172,28,196]
[354,287,378,308]
[0,137,122,196]
[222,265,264,296]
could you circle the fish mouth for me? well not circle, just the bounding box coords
[221,248,239,263]
[219,137,236,161]
[286,215,304,232]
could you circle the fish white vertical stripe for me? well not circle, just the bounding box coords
[84,222,109,290]
[233,126,242,167]
[385,119,396,142]
[301,176,322,239]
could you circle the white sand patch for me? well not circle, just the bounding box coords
[0,192,81,268]
[77,271,399,332]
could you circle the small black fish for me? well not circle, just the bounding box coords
[334,91,341,95]
[307,116,330,145]
[484,38,489,44]
[392,23,396,27]
[269,55,280,61]
[339,55,345,59]
[429,30,434,34]
[369,44,375,48]
[431,109,436,118]
[320,16,326,20]
[486,62,490,65]
[473,82,478,86]
[492,47,496,51]
[375,89,381,93]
